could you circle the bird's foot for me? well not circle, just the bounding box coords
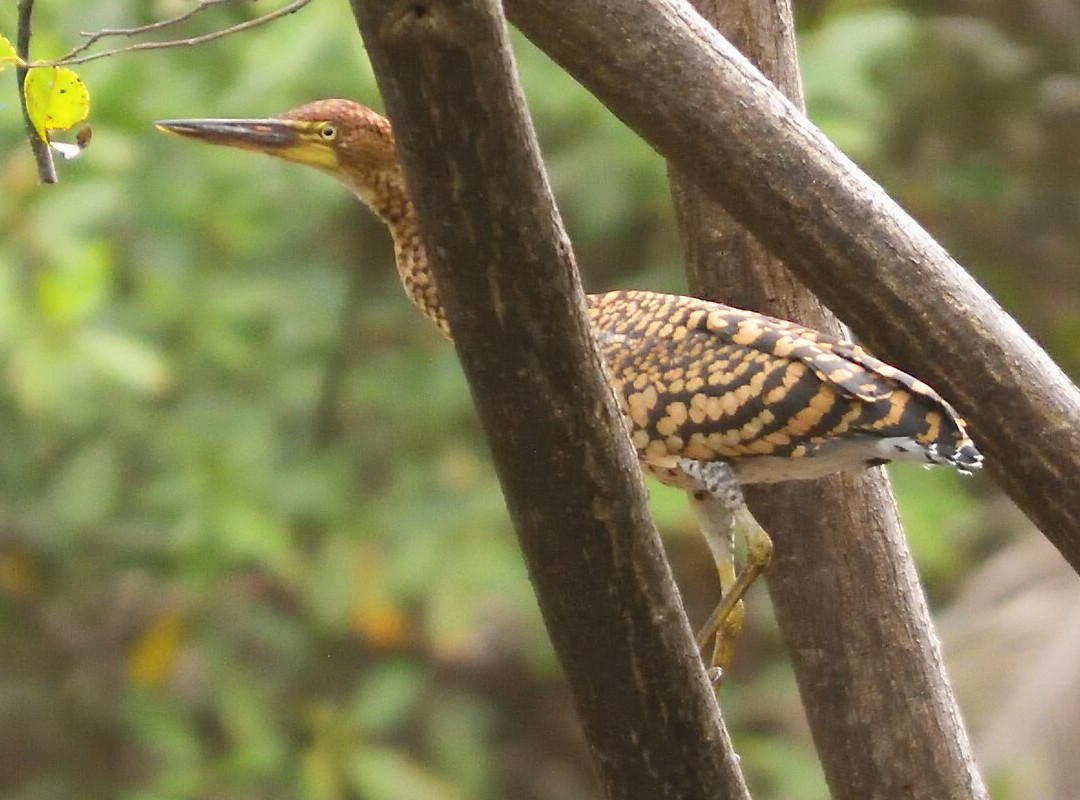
[694,504,774,672]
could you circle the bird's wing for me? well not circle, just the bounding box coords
[587,289,975,468]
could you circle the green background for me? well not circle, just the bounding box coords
[1,1,1078,797]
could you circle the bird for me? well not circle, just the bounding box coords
[157,99,982,671]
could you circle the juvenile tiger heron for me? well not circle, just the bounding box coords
[158,99,982,671]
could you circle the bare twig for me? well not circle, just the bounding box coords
[60,0,243,62]
[16,0,57,184]
[36,0,315,68]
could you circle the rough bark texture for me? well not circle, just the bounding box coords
[502,0,1080,576]
[667,1,987,797]
[351,1,751,798]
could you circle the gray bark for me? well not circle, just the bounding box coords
[502,0,1080,581]
[667,0,987,796]
[351,1,751,797]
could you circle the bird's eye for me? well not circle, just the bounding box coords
[319,124,337,140]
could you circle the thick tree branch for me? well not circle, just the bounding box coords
[351,1,750,797]
[502,0,1080,575]
[669,2,987,797]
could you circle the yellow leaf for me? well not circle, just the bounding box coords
[0,549,38,599]
[0,35,21,72]
[23,66,90,142]
[128,612,186,687]
[352,546,409,648]
[353,600,408,649]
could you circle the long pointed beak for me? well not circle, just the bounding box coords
[155,118,302,151]
[156,117,338,170]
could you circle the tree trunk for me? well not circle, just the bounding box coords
[502,0,1080,581]
[351,1,750,797]
[666,1,987,797]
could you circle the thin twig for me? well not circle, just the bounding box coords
[37,0,315,68]
[60,0,243,62]
[16,0,57,184]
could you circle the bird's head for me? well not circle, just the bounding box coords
[157,99,406,217]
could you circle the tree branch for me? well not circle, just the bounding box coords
[16,0,57,184]
[668,2,987,796]
[59,0,243,62]
[502,0,1080,576]
[40,0,315,68]
[351,1,750,797]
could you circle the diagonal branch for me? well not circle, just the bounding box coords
[502,0,1080,577]
[351,0,751,797]
[667,1,987,797]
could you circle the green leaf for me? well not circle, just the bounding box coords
[348,747,461,800]
[78,329,171,396]
[214,500,300,579]
[800,8,917,159]
[37,242,112,324]
[48,439,120,532]
[23,66,90,142]
[351,660,424,734]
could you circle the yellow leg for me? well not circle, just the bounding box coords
[685,472,774,674]
[693,504,773,672]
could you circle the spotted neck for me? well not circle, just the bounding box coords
[346,169,450,337]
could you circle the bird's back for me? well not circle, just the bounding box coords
[588,289,981,483]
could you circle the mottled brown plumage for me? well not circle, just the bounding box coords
[590,289,980,481]
[158,99,982,671]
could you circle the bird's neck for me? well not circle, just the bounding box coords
[388,204,449,337]
[349,170,450,337]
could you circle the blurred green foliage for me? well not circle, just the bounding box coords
[1,0,1076,798]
